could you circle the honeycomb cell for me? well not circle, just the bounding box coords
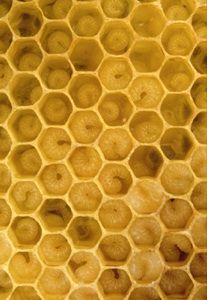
[98,92,133,126]
[0,93,12,123]
[0,0,12,17]
[68,217,102,248]
[0,127,12,160]
[0,22,12,54]
[161,0,195,20]
[69,74,102,108]
[0,269,13,299]
[190,252,207,283]
[129,287,161,300]
[0,163,11,193]
[40,21,72,54]
[39,0,72,19]
[192,286,207,300]
[10,145,42,177]
[160,58,194,92]
[191,42,207,74]
[191,77,207,109]
[129,40,164,72]
[69,147,102,178]
[191,182,207,212]
[39,57,72,89]
[191,112,207,144]
[161,93,193,126]
[161,23,196,56]
[0,199,12,228]
[39,198,72,231]
[190,216,207,248]
[191,147,207,177]
[69,4,103,36]
[10,286,41,300]
[131,5,166,37]
[100,21,133,55]
[129,146,163,178]
[102,0,133,18]
[70,39,103,71]
[0,232,12,264]
[9,252,41,283]
[99,57,132,90]
[0,58,13,89]
[69,287,99,300]
[192,7,207,39]
[129,76,164,108]
[40,92,72,125]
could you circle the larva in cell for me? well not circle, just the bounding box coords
[99,200,132,230]
[191,112,207,144]
[39,234,71,266]
[191,147,207,178]
[192,9,207,39]
[170,72,191,92]
[12,217,41,245]
[17,112,42,141]
[47,69,71,89]
[76,82,101,108]
[52,0,71,19]
[0,1,10,18]
[41,164,72,195]
[192,286,207,300]
[99,100,120,124]
[166,5,190,20]
[0,23,12,54]
[191,182,207,212]
[190,216,207,248]
[46,30,72,53]
[69,287,99,300]
[0,95,11,123]
[10,286,41,300]
[18,147,42,176]
[0,163,11,193]
[0,270,12,295]
[0,199,11,227]
[0,127,11,159]
[103,28,130,54]
[74,15,99,37]
[18,53,42,71]
[191,43,207,74]
[102,0,129,18]
[191,78,207,109]
[69,251,100,283]
[190,253,207,283]
[129,287,161,300]
[0,233,12,264]
[0,60,12,89]
[167,33,193,56]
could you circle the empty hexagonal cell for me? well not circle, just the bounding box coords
[9,252,41,283]
[160,58,194,92]
[101,0,133,18]
[99,200,132,231]
[129,287,161,300]
[0,93,12,123]
[0,22,12,54]
[190,216,207,248]
[190,252,207,283]
[191,182,207,212]
[129,40,164,72]
[40,57,72,89]
[10,216,41,247]
[0,199,12,228]
[0,269,13,299]
[191,42,207,74]
[9,109,42,141]
[39,234,71,266]
[161,163,194,195]
[100,21,133,55]
[39,0,72,19]
[161,0,195,20]
[10,286,41,300]
[129,76,164,108]
[192,7,207,38]
[0,58,13,89]
[130,112,163,143]
[99,57,132,90]
[68,217,102,248]
[129,146,163,178]
[191,147,207,178]
[40,92,72,125]
[69,3,103,36]
[69,287,99,300]
[40,21,73,54]
[0,164,11,193]
[98,92,133,126]
[159,270,193,298]
[131,5,166,37]
[39,198,72,231]
[0,127,12,159]
[69,74,102,108]
[70,39,103,71]
[161,23,196,56]
[161,93,193,126]
[9,4,43,37]
[191,112,207,144]
[191,77,207,109]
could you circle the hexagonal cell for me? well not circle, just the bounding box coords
[40,164,72,195]
[191,182,207,212]
[161,23,196,56]
[68,217,102,248]
[191,112,207,144]
[10,216,42,247]
[69,287,99,300]
[70,39,103,71]
[191,42,207,74]
[129,146,163,178]
[40,21,73,54]
[69,111,102,144]
[10,181,42,213]
[0,232,12,265]
[38,234,71,266]
[10,286,41,300]
[161,93,193,126]
[129,217,161,248]
[0,127,12,160]
[129,40,164,72]
[40,92,72,125]
[130,111,163,143]
[192,286,207,300]
[68,251,100,283]
[161,163,194,195]
[131,5,166,37]
[9,252,41,283]
[160,58,194,92]
[98,57,132,90]
[0,93,12,123]
[129,76,164,108]
[159,270,193,298]
[190,216,207,248]
[69,3,103,36]
[8,109,42,141]
[0,164,11,193]
[191,147,207,178]
[9,4,43,37]
[101,0,133,18]
[0,0,12,17]
[100,20,133,55]
[0,22,12,54]
[39,56,72,89]
[39,0,72,19]
[161,0,195,20]
[129,287,161,300]
[39,127,71,161]
[98,92,133,126]
[0,269,13,299]
[191,77,207,109]
[192,7,207,39]
[0,199,12,228]
[69,74,102,108]
[99,200,132,231]
[0,58,13,89]
[190,252,207,283]
[39,198,72,231]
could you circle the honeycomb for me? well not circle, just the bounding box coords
[0,0,206,299]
